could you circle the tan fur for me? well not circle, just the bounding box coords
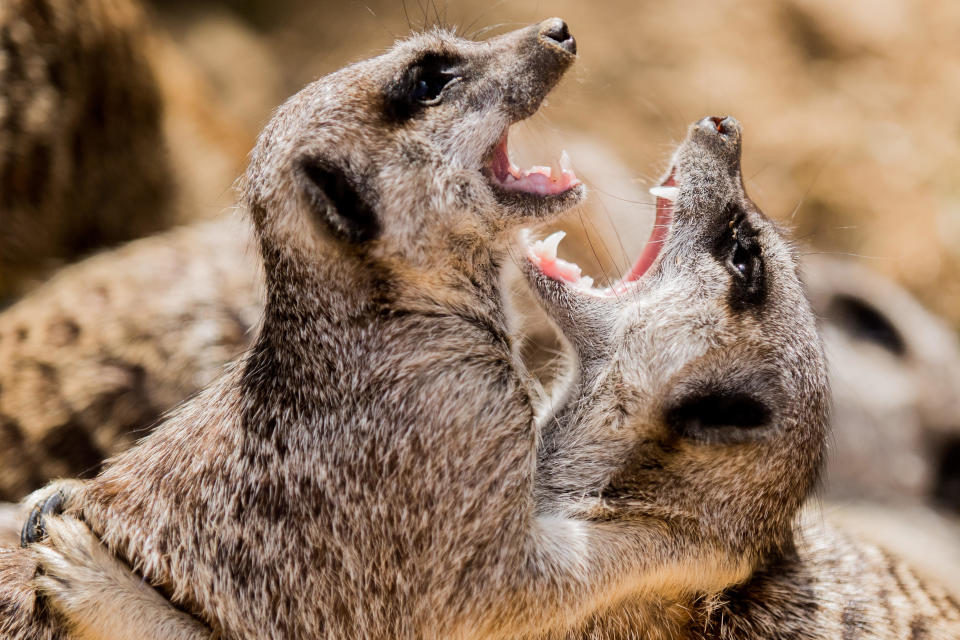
[32,517,210,640]
[0,546,66,639]
[16,117,959,638]
[0,20,742,639]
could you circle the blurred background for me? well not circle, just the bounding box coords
[2,0,960,585]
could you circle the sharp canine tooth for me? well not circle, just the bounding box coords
[539,231,565,259]
[578,275,594,289]
[559,150,573,172]
[649,186,679,202]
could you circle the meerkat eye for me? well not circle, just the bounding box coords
[385,53,463,120]
[731,240,752,278]
[412,71,457,104]
[715,210,767,310]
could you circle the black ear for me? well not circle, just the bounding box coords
[298,158,379,243]
[826,294,905,356]
[665,389,773,444]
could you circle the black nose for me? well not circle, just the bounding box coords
[539,18,576,55]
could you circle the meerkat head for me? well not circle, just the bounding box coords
[239,19,585,286]
[526,117,829,570]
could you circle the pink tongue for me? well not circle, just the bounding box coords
[511,171,575,196]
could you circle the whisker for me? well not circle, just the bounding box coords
[401,0,413,31]
[789,147,837,222]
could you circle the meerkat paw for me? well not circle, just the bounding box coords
[19,478,86,547]
[31,515,212,640]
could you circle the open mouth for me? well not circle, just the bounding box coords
[485,127,582,198]
[524,168,678,296]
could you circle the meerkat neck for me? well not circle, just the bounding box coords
[255,239,516,364]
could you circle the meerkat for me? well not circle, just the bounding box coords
[19,116,960,639]
[0,19,758,640]
[802,255,960,508]
[0,0,176,300]
[518,115,960,638]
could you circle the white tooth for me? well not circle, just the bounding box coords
[531,166,553,178]
[649,186,679,202]
[577,275,594,289]
[559,149,573,173]
[539,231,565,259]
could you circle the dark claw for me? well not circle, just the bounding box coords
[20,491,66,548]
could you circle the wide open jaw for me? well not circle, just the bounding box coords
[484,127,585,212]
[523,168,677,297]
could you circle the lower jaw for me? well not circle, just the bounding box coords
[488,180,586,215]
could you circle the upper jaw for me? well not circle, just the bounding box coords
[478,20,583,220]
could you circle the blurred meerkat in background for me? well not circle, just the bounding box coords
[0,0,255,302]
[0,0,174,299]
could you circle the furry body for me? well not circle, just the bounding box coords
[1,21,729,639]
[0,217,261,501]
[13,117,960,638]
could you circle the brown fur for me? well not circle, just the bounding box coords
[0,0,176,300]
[0,546,67,640]
[0,20,733,639]
[521,116,960,638]
[18,116,960,639]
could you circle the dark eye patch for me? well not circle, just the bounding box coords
[384,52,463,122]
[826,294,905,356]
[711,203,767,311]
[665,390,773,444]
[933,436,960,512]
